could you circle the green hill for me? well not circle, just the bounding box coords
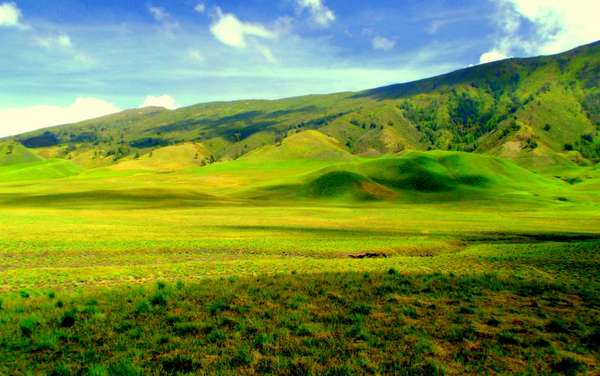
[0,141,82,181]
[241,130,355,162]
[2,41,597,175]
[0,159,83,181]
[0,142,42,165]
[253,151,567,203]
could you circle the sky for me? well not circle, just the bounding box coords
[0,0,599,137]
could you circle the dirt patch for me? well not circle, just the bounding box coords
[349,252,388,259]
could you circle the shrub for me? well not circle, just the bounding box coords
[135,300,150,315]
[20,291,30,299]
[173,322,200,336]
[20,318,36,337]
[207,329,226,343]
[497,331,520,345]
[60,310,76,328]
[553,356,583,376]
[347,324,369,341]
[208,298,229,314]
[231,345,252,367]
[414,337,433,354]
[421,361,446,376]
[458,306,476,314]
[253,333,271,349]
[350,303,372,315]
[584,329,600,347]
[547,318,569,333]
[150,293,167,307]
[564,143,574,151]
[403,307,418,319]
[161,354,198,373]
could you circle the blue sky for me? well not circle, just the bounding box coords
[0,0,599,136]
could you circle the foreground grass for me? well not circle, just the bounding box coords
[0,153,599,374]
[0,241,598,375]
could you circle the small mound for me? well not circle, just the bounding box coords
[0,142,43,166]
[242,130,354,162]
[305,171,396,200]
[308,171,368,197]
[112,143,210,172]
[0,159,83,181]
[361,154,490,193]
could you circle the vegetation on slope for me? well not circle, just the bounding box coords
[254,151,569,203]
[4,41,598,172]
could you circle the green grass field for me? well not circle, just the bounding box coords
[0,146,599,375]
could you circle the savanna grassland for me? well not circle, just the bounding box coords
[1,148,599,375]
[0,42,599,375]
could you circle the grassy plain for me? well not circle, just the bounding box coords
[0,149,599,374]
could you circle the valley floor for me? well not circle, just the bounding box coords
[0,202,598,375]
[0,150,599,374]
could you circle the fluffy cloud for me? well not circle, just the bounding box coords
[481,0,600,63]
[372,36,395,51]
[210,8,275,48]
[0,98,121,138]
[296,0,335,27]
[508,0,600,54]
[34,34,73,49]
[0,2,23,28]
[479,50,509,64]
[140,95,179,110]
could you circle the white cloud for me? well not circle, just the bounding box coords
[148,5,179,34]
[0,98,121,138]
[194,3,206,14]
[372,36,395,51]
[508,0,600,54]
[35,33,73,49]
[140,95,179,110]
[149,6,168,22]
[256,44,277,64]
[0,2,24,29]
[188,48,204,63]
[210,8,275,48]
[296,0,335,27]
[479,50,509,64]
[481,0,600,62]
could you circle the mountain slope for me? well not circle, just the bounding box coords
[5,41,600,173]
[241,130,355,162]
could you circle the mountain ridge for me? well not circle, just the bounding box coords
[3,40,599,172]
